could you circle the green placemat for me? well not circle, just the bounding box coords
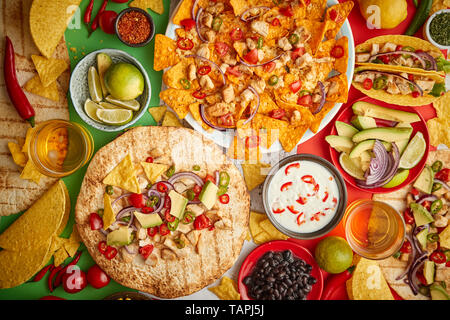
[0,0,171,300]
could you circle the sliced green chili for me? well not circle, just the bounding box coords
[432,160,443,173]
[179,78,191,90]
[97,209,104,217]
[373,76,388,90]
[431,199,443,214]
[288,33,299,45]
[165,165,175,178]
[212,17,223,31]
[186,189,196,201]
[193,165,201,171]
[174,237,186,249]
[182,211,195,224]
[427,233,439,243]
[432,182,443,192]
[217,185,228,196]
[268,75,279,86]
[218,171,230,188]
[167,218,179,231]
[105,185,114,195]
[257,37,264,49]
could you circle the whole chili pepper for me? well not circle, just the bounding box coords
[4,36,36,127]
[90,0,108,36]
[84,0,95,26]
[33,264,54,282]
[53,251,83,289]
[321,265,355,300]
[48,265,64,292]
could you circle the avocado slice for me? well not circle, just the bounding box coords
[325,135,354,154]
[134,211,163,228]
[97,52,113,96]
[168,190,188,219]
[352,127,413,143]
[430,283,450,300]
[352,101,420,123]
[349,139,391,158]
[199,180,219,210]
[413,166,434,194]
[416,228,428,251]
[395,123,413,154]
[410,202,434,227]
[335,121,359,138]
[107,226,133,246]
[423,261,435,285]
[351,116,377,130]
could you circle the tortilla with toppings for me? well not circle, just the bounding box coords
[75,126,250,298]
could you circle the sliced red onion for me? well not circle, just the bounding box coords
[395,233,417,281]
[369,51,427,69]
[99,228,108,236]
[191,0,199,19]
[124,245,137,255]
[407,253,428,295]
[375,118,398,127]
[239,53,283,68]
[242,86,260,125]
[365,140,390,185]
[215,170,219,187]
[240,6,270,22]
[112,193,132,207]
[311,81,326,115]
[417,194,437,205]
[358,71,424,96]
[199,104,229,131]
[195,7,208,43]
[434,179,450,191]
[414,51,437,71]
[115,206,136,221]
[188,200,202,205]
[168,172,205,187]
[185,54,226,86]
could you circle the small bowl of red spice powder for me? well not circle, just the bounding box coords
[115,8,155,47]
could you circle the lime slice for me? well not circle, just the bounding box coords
[339,152,365,180]
[96,109,133,125]
[382,169,410,188]
[399,132,426,169]
[84,99,103,122]
[99,102,123,109]
[105,95,140,111]
[88,66,103,102]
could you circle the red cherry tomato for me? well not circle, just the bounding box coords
[403,209,415,225]
[89,212,103,230]
[291,47,305,60]
[243,48,258,65]
[104,246,118,260]
[269,109,286,120]
[329,9,338,21]
[331,45,344,58]
[271,18,280,26]
[145,156,153,163]
[363,78,373,90]
[62,266,87,294]
[129,193,145,208]
[204,174,216,184]
[297,94,312,107]
[215,42,230,57]
[180,18,196,31]
[226,65,242,77]
[379,55,390,64]
[435,168,450,183]
[422,200,431,211]
[263,61,276,73]
[279,6,293,17]
[400,240,412,254]
[87,264,110,289]
[430,251,447,264]
[230,28,244,41]
[142,206,154,214]
[165,210,176,222]
[193,184,202,194]
[289,80,302,93]
[98,241,108,254]
[98,10,118,35]
[139,244,154,260]
[219,194,230,204]
[157,182,169,193]
[147,226,158,237]
[194,214,211,230]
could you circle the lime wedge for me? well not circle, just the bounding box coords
[88,66,103,102]
[84,99,103,122]
[105,95,140,111]
[96,109,133,125]
[382,169,410,188]
[399,132,426,169]
[99,102,123,109]
[339,152,365,180]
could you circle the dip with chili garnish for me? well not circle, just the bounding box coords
[116,8,153,46]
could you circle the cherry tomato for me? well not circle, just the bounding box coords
[98,11,118,35]
[180,18,196,31]
[215,42,230,57]
[395,45,403,51]
[219,194,230,204]
[289,80,302,93]
[363,78,373,90]
[269,109,286,120]
[204,174,216,184]
[198,65,212,76]
[217,113,234,126]
[422,200,431,212]
[263,61,276,73]
[435,168,450,183]
[411,188,420,196]
[89,212,103,230]
[243,48,258,65]
[157,182,168,193]
[159,223,170,236]
[194,214,211,230]
[139,244,154,260]
[193,184,202,194]
[62,267,87,294]
[331,45,344,58]
[165,210,176,222]
[87,264,110,289]
[329,9,338,21]
[164,196,171,210]
[98,241,108,254]
[400,240,412,254]
[297,94,312,107]
[141,206,154,214]
[147,226,158,237]
[291,47,305,60]
[430,251,446,264]
[379,55,390,64]
[403,209,415,225]
[226,66,242,77]
[245,135,260,148]
[104,246,118,260]
[279,6,293,17]
[230,28,243,41]
[271,18,280,26]
[145,156,153,163]
[129,193,145,208]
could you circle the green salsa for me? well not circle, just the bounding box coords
[429,12,450,46]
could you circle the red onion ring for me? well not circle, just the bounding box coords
[199,104,230,131]
[185,54,226,86]
[369,51,427,69]
[168,172,205,187]
[396,233,417,281]
[240,6,270,22]
[215,170,219,187]
[115,206,136,221]
[147,189,165,213]
[124,245,137,255]
[311,81,326,115]
[415,51,437,71]
[195,7,208,43]
[374,118,398,127]
[239,53,283,68]
[112,193,132,207]
[406,253,428,296]
[417,194,438,205]
[191,0,200,19]
[242,86,260,125]
[358,71,424,96]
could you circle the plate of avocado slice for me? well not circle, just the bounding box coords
[326,96,430,193]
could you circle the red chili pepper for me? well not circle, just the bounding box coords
[322,191,329,202]
[219,194,230,204]
[403,209,415,225]
[296,213,305,226]
[104,246,118,260]
[430,251,446,264]
[321,266,355,300]
[198,65,212,76]
[296,197,307,205]
[84,0,95,25]
[33,264,54,282]
[177,37,194,50]
[272,208,285,214]
[271,18,280,26]
[53,251,83,289]
[301,175,315,184]
[48,265,64,292]
[145,156,153,163]
[90,0,108,36]
[280,182,292,192]
[192,90,207,99]
[285,163,300,175]
[287,205,299,214]
[4,36,35,127]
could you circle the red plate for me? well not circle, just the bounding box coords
[238,240,324,300]
[329,96,430,194]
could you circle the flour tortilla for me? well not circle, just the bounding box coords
[75,126,250,298]
[373,150,450,300]
[0,0,70,216]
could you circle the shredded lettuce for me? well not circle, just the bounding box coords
[430,82,446,97]
[437,57,450,73]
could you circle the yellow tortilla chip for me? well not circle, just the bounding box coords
[20,160,44,184]
[0,181,66,251]
[249,211,267,239]
[230,0,248,16]
[63,225,81,257]
[259,218,289,241]
[237,114,288,149]
[245,229,251,241]
[326,73,349,103]
[172,0,208,25]
[22,128,34,154]
[53,246,69,267]
[279,124,309,153]
[295,20,327,54]
[103,154,141,193]
[302,0,328,21]
[161,111,183,127]
[208,276,240,300]
[334,36,349,74]
[310,101,336,134]
[24,74,60,102]
[189,103,213,132]
[140,162,169,184]
[154,34,181,71]
[31,55,68,87]
[253,231,273,244]
[148,106,167,123]
[129,0,164,15]
[433,92,450,119]
[427,117,450,147]
[56,180,71,236]
[160,88,197,119]
[103,193,116,230]
[241,161,271,191]
[324,1,354,39]
[162,58,197,90]
[8,142,28,167]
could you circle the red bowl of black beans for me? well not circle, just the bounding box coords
[238,241,324,300]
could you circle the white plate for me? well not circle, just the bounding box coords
[163,0,355,152]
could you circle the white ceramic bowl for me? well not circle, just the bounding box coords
[69,49,151,132]
[424,9,450,51]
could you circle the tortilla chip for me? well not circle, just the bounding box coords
[326,73,348,103]
[173,0,194,25]
[160,88,197,119]
[249,211,267,239]
[64,227,82,257]
[22,128,34,154]
[208,276,240,300]
[162,58,197,90]
[103,154,141,194]
[258,93,279,115]
[140,162,169,184]
[8,142,27,167]
[427,117,450,147]
[56,181,71,236]
[53,246,69,266]
[302,0,327,21]
[230,0,248,16]
[0,181,66,251]
[31,55,68,87]
[333,36,349,74]
[161,111,183,127]
[237,114,288,149]
[241,161,271,191]
[148,106,167,123]
[295,20,327,54]
[324,1,354,39]
[102,193,116,230]
[433,92,450,119]
[189,103,213,132]
[439,224,450,250]
[310,101,337,134]
[154,34,181,71]
[259,218,289,240]
[129,0,164,15]
[20,160,44,184]
[24,74,59,102]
